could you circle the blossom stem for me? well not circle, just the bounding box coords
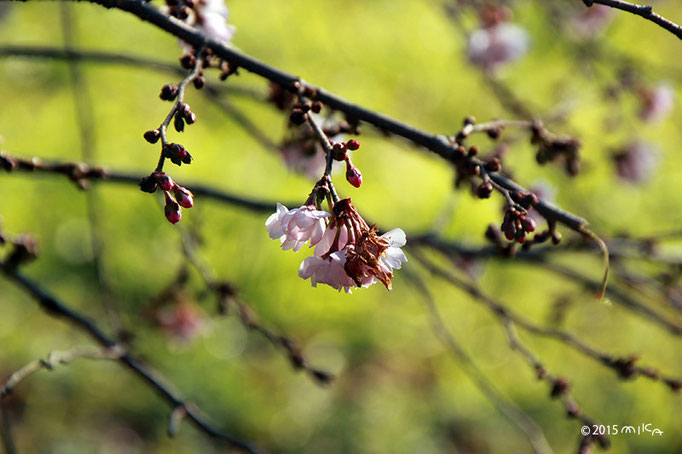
[306,111,340,202]
[155,48,204,172]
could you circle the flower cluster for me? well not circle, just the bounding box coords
[266,198,407,293]
[139,172,195,224]
[500,191,539,244]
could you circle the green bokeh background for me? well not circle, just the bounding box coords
[1,0,681,453]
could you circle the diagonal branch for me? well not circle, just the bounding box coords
[405,270,554,454]
[44,0,590,234]
[0,260,262,454]
[582,0,682,40]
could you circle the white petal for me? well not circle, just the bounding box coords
[381,228,407,248]
[309,219,326,246]
[384,247,408,270]
[315,226,336,257]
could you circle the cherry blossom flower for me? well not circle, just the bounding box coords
[571,5,613,37]
[613,141,660,184]
[347,228,408,289]
[468,23,529,71]
[266,203,331,252]
[298,250,357,293]
[158,301,206,342]
[196,0,235,43]
[278,139,326,180]
[639,83,675,124]
[297,199,407,292]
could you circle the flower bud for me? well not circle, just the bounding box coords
[173,185,194,208]
[345,160,363,188]
[193,76,205,90]
[346,139,360,151]
[332,142,347,161]
[184,111,197,125]
[160,84,179,101]
[174,113,185,132]
[289,108,307,125]
[164,193,182,224]
[144,129,161,144]
[311,101,323,113]
[139,174,158,193]
[476,181,493,199]
[179,53,196,69]
[157,173,174,192]
[520,216,536,233]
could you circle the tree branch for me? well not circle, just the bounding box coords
[0,260,262,454]
[34,0,589,235]
[582,0,682,41]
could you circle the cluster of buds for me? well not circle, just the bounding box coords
[289,94,323,126]
[139,172,194,224]
[174,103,197,132]
[500,191,539,244]
[531,122,581,176]
[163,143,193,166]
[331,139,363,188]
[266,186,407,292]
[451,144,482,188]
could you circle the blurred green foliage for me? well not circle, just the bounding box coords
[1,0,681,453]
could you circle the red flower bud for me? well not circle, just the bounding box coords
[144,129,161,144]
[345,160,363,188]
[157,173,174,192]
[346,139,360,150]
[173,185,194,208]
[164,193,182,224]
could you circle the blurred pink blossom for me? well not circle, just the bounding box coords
[468,23,529,71]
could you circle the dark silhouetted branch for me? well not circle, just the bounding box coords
[0,260,262,454]
[582,0,682,40]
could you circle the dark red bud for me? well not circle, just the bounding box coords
[157,174,174,192]
[160,84,179,101]
[346,139,360,151]
[476,181,493,199]
[144,129,161,144]
[345,161,363,188]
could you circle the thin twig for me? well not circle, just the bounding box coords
[37,0,590,236]
[582,0,682,41]
[0,260,262,454]
[409,248,682,393]
[179,228,335,385]
[404,269,554,454]
[0,346,124,399]
[156,49,204,172]
[59,3,123,332]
